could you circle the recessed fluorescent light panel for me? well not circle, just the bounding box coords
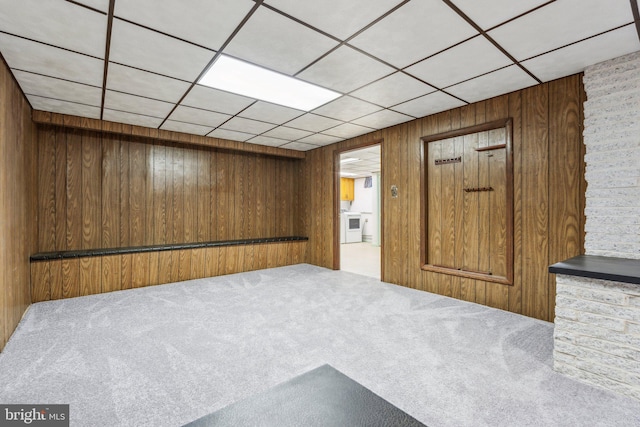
[199,55,341,111]
[340,172,357,176]
[340,157,360,164]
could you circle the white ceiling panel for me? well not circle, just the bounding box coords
[247,135,287,146]
[109,18,215,81]
[182,85,255,115]
[405,36,513,89]
[489,0,634,61]
[168,105,231,128]
[450,0,551,30]
[297,45,395,93]
[73,0,110,13]
[13,70,102,107]
[160,120,213,136]
[238,101,304,124]
[352,109,413,129]
[312,96,381,122]
[265,0,402,40]
[27,95,101,119]
[104,90,175,118]
[446,65,538,104]
[0,33,104,86]
[279,141,319,151]
[103,109,164,128]
[115,0,254,50]
[208,128,255,142]
[522,25,640,83]
[349,0,477,68]
[0,0,107,57]
[106,63,191,103]
[223,7,338,75]
[323,123,373,139]
[221,117,277,134]
[285,113,343,133]
[299,134,343,145]
[392,91,466,118]
[263,126,313,140]
[350,72,435,107]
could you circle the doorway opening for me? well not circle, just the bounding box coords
[337,144,381,280]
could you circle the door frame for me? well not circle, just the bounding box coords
[333,139,384,280]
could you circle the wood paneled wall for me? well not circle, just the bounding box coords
[36,125,304,252]
[303,74,586,322]
[0,57,37,351]
[31,241,307,302]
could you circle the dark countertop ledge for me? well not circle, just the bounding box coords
[549,254,640,285]
[31,236,309,261]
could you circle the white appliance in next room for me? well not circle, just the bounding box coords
[343,212,363,244]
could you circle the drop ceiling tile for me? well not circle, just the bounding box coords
[285,113,343,133]
[13,70,102,107]
[0,33,104,86]
[392,91,466,118]
[352,109,413,129]
[0,0,107,57]
[405,36,513,89]
[522,25,640,82]
[238,101,304,124]
[27,95,101,119]
[182,85,255,115]
[104,90,175,118]
[109,18,215,81]
[350,72,435,107]
[489,0,633,61]
[263,126,313,140]
[73,0,110,12]
[450,0,550,30]
[168,105,231,128]
[115,0,254,50]
[299,134,343,145]
[209,128,255,142]
[297,45,395,93]
[247,135,287,147]
[103,109,164,128]
[349,0,477,68]
[279,142,319,151]
[446,65,538,104]
[221,117,277,134]
[323,123,373,139]
[224,6,338,75]
[160,120,213,136]
[107,63,191,103]
[312,96,381,122]
[265,0,401,40]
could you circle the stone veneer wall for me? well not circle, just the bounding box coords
[553,51,640,401]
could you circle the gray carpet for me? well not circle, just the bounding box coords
[1,264,639,426]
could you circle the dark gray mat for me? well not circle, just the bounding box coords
[184,364,426,427]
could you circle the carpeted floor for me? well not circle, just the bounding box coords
[1,264,639,426]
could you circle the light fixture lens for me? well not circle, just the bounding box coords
[340,157,360,164]
[199,55,341,111]
[340,172,357,176]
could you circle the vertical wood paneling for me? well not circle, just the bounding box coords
[129,139,145,246]
[80,257,101,296]
[66,130,82,249]
[303,74,585,322]
[153,143,166,245]
[522,84,550,320]
[102,136,120,248]
[102,255,121,293]
[484,98,509,310]
[197,149,211,242]
[62,258,80,298]
[508,91,523,314]
[50,259,64,300]
[55,132,67,251]
[548,75,583,320]
[82,132,101,249]
[38,127,56,251]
